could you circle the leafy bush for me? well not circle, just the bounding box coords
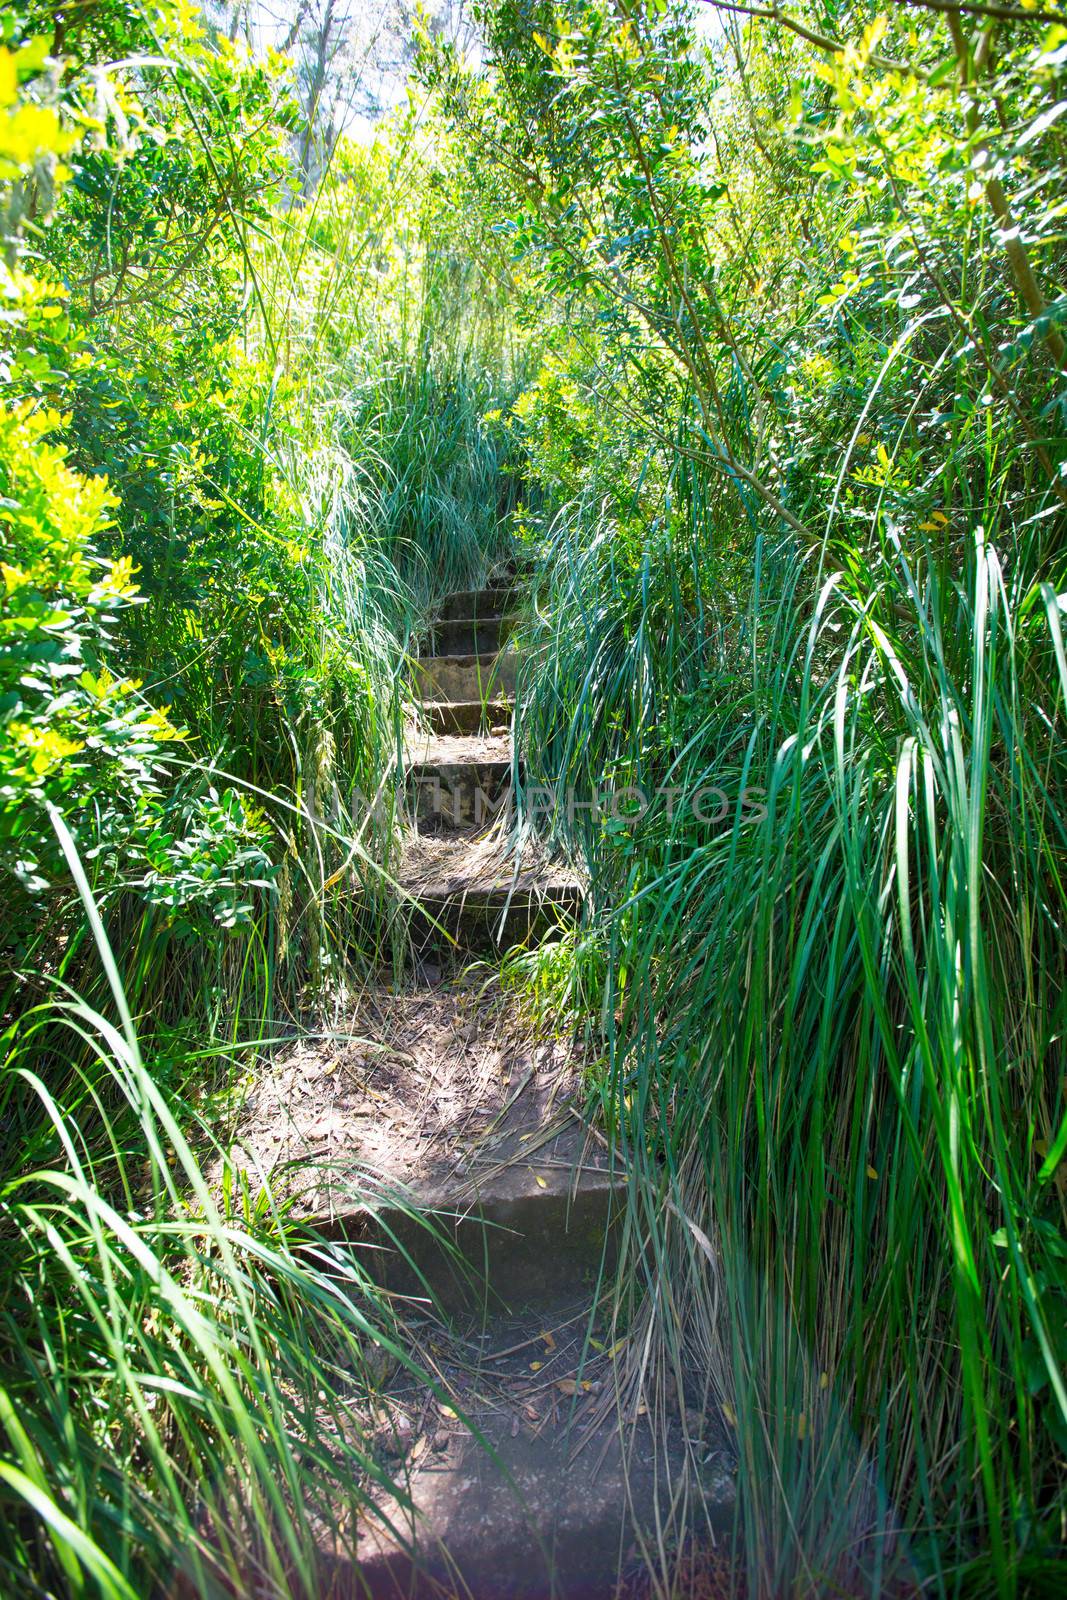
[0,398,182,900]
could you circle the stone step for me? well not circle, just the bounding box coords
[369,1158,617,1318]
[405,877,583,955]
[437,586,515,623]
[404,731,512,830]
[398,835,582,956]
[425,615,515,657]
[288,993,610,1315]
[317,1300,734,1598]
[422,698,512,736]
[415,648,520,704]
[349,1145,622,1317]
[347,1425,729,1600]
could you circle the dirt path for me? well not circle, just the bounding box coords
[230,571,733,1597]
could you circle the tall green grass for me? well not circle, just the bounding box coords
[514,477,1067,1593]
[336,366,521,608]
[443,4,1067,1590]
[0,811,430,1597]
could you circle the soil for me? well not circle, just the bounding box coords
[223,977,587,1217]
[404,730,512,765]
[399,830,578,897]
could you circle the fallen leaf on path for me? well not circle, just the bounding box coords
[539,1330,556,1351]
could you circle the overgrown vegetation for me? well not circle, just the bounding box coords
[0,2,518,1591]
[422,2,1067,1595]
[4,0,1066,1595]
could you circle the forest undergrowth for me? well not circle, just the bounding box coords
[0,3,520,1592]
[1,1,1065,1597]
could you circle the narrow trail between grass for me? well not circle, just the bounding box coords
[235,569,734,1597]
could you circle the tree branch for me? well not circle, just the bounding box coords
[944,8,1066,373]
[696,0,1067,51]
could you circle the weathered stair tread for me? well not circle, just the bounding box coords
[352,1412,665,1598]
[403,732,513,830]
[400,834,579,901]
[416,649,520,702]
[341,1122,622,1315]
[398,836,582,951]
[318,1305,734,1599]
[224,986,590,1216]
[436,586,514,622]
[230,976,615,1313]
[422,698,512,736]
[426,616,516,656]
[403,731,512,767]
